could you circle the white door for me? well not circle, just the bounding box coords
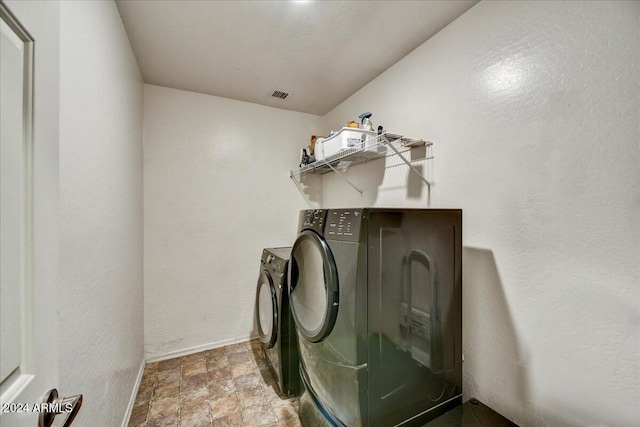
[1,1,67,425]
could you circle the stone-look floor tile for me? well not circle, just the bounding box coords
[249,343,263,355]
[241,405,278,426]
[182,399,210,416]
[244,339,259,351]
[261,384,283,406]
[254,355,269,371]
[237,385,268,408]
[234,373,262,391]
[141,373,158,388]
[181,393,209,413]
[251,351,264,365]
[180,402,211,426]
[227,351,252,365]
[263,380,279,395]
[157,367,182,386]
[143,365,158,377]
[140,373,156,386]
[135,386,154,407]
[147,413,179,427]
[129,341,300,427]
[208,367,232,383]
[262,383,280,400]
[146,362,160,372]
[270,397,296,408]
[259,368,276,385]
[183,360,207,378]
[231,360,257,378]
[154,382,180,399]
[148,395,180,421]
[178,417,211,427]
[185,385,210,401]
[184,386,209,403]
[182,373,209,394]
[205,347,227,359]
[179,419,210,427]
[210,394,241,421]
[211,412,243,427]
[158,358,182,371]
[179,420,210,427]
[278,416,302,427]
[206,355,230,371]
[139,376,156,394]
[128,403,148,426]
[181,351,206,365]
[225,343,248,355]
[209,378,236,401]
[271,399,297,421]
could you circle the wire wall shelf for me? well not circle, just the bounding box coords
[289,133,433,195]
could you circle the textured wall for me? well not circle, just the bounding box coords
[320,1,639,426]
[143,84,321,359]
[58,1,144,425]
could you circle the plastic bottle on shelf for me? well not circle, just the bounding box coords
[359,112,373,131]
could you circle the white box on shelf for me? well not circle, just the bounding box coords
[315,127,377,161]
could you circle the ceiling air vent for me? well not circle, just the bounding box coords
[271,90,290,100]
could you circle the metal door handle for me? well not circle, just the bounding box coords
[38,389,82,427]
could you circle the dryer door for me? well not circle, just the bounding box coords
[289,230,339,343]
[256,271,278,348]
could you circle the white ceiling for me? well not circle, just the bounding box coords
[116,0,478,116]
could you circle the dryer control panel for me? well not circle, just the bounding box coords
[299,209,327,234]
[326,209,364,242]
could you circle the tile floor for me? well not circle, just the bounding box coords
[128,340,301,427]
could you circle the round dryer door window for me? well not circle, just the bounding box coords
[289,230,338,343]
[256,271,277,348]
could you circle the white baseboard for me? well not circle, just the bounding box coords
[145,334,259,364]
[121,358,146,427]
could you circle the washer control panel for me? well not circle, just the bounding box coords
[326,209,364,242]
[261,248,290,274]
[299,209,327,234]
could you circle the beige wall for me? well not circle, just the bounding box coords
[319,1,639,426]
[58,1,144,425]
[143,84,322,359]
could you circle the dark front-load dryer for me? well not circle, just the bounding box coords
[255,247,300,397]
[289,209,463,426]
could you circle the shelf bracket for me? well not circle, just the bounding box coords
[289,171,315,208]
[382,139,432,190]
[321,160,363,195]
